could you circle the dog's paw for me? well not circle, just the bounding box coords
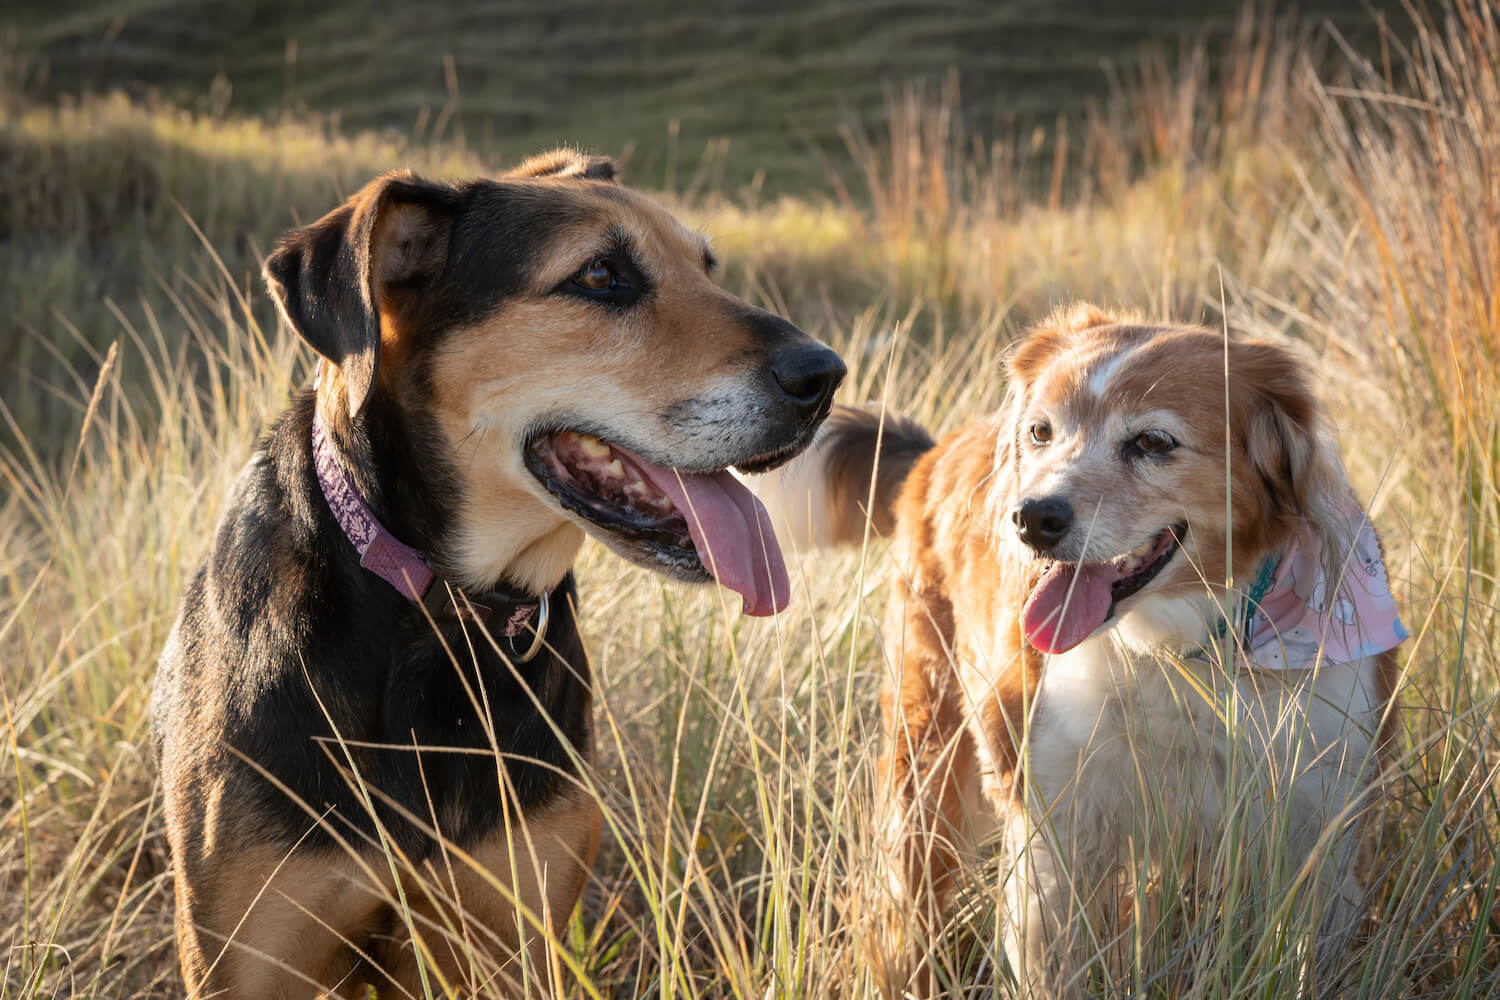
[859,905,935,1000]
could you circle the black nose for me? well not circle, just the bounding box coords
[1011,497,1073,552]
[770,345,846,419]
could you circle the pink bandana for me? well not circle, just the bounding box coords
[1233,509,1408,671]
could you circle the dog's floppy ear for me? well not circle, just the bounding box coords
[263,172,456,419]
[1236,340,1351,558]
[506,149,618,182]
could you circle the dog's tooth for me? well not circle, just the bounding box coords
[602,459,625,479]
[578,434,611,458]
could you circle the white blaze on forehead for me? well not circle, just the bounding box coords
[1085,343,1141,398]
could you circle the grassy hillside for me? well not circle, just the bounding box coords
[3,1,1498,998]
[0,0,1405,452]
[3,0,1404,194]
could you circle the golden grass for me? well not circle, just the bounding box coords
[3,2,1498,997]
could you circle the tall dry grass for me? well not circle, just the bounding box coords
[3,2,1498,997]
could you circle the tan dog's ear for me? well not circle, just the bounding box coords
[506,149,618,182]
[263,172,456,419]
[1236,341,1351,559]
[1007,328,1068,387]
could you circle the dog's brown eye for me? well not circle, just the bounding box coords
[562,253,642,305]
[1029,422,1052,445]
[575,261,615,290]
[1133,429,1176,455]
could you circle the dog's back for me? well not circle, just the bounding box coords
[746,404,934,549]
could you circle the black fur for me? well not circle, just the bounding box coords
[151,390,592,857]
[154,168,609,865]
[152,153,850,997]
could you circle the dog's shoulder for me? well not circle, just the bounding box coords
[893,418,1034,618]
[888,418,1040,698]
[153,391,330,747]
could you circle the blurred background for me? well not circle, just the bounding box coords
[3,0,1404,452]
[6,1,1405,191]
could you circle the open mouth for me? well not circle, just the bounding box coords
[1020,521,1186,654]
[525,430,789,616]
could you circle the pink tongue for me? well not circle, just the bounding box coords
[1021,563,1115,654]
[632,459,790,617]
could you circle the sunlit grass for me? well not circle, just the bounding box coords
[3,2,1498,997]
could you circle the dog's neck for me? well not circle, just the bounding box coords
[311,403,560,639]
[312,372,450,550]
[1109,516,1406,671]
[1111,590,1234,657]
[313,389,582,602]
[309,375,577,600]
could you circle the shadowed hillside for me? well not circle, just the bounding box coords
[5,0,1406,192]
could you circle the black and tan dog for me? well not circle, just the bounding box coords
[152,150,843,998]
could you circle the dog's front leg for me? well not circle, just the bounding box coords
[999,808,1094,1000]
[868,662,985,998]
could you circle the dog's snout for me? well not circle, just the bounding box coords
[1011,497,1073,551]
[770,345,846,418]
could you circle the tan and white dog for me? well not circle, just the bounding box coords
[750,305,1406,997]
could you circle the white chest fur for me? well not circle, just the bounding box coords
[1020,595,1385,898]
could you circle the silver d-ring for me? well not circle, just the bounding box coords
[515,590,550,663]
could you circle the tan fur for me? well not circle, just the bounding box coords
[797,306,1404,996]
[376,795,602,998]
[173,843,385,999]
[868,419,1045,995]
[173,795,601,1000]
[163,149,842,999]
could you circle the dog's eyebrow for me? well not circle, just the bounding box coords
[561,224,633,268]
[602,224,633,256]
[590,225,642,273]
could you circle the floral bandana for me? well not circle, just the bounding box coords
[1214,508,1408,671]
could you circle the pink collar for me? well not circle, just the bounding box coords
[1227,508,1408,670]
[310,407,544,647]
